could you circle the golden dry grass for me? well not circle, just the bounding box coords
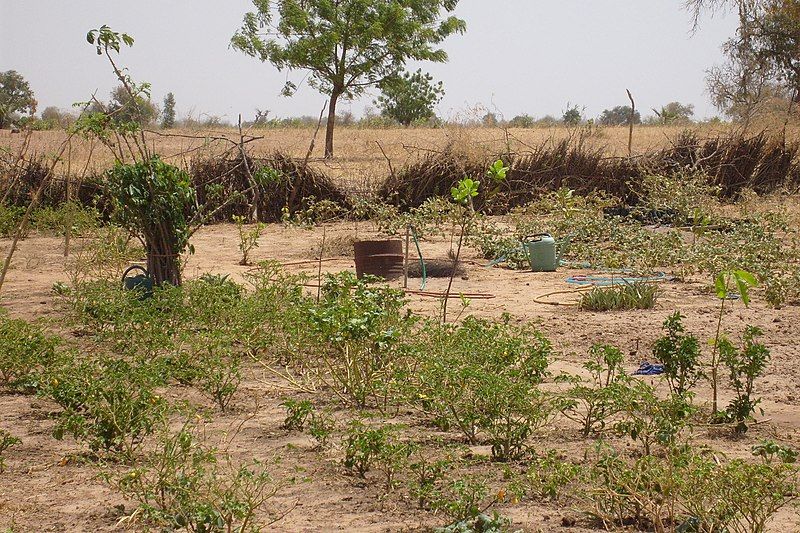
[1,123,798,189]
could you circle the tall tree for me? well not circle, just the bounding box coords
[231,0,465,158]
[686,0,775,125]
[108,85,158,126]
[375,69,444,126]
[0,70,37,128]
[652,102,695,124]
[756,0,800,102]
[162,92,176,128]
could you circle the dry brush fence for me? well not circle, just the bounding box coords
[2,131,799,220]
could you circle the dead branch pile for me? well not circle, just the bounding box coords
[378,132,800,211]
[191,151,351,223]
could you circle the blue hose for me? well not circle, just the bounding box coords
[410,225,427,290]
[566,271,668,286]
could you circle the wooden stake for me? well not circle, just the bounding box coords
[403,225,410,289]
[316,225,326,304]
[627,89,636,158]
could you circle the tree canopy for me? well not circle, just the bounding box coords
[161,92,176,128]
[599,106,641,126]
[653,102,695,124]
[0,70,37,128]
[108,85,158,126]
[376,69,444,126]
[231,0,465,157]
[756,0,800,101]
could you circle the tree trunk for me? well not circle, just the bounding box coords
[146,238,182,287]
[324,92,340,159]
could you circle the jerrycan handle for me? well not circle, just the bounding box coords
[524,233,552,242]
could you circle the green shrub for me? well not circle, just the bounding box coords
[430,476,491,523]
[561,344,630,436]
[510,450,582,502]
[0,204,26,238]
[716,326,770,434]
[281,399,314,430]
[653,312,703,398]
[614,382,695,455]
[115,423,286,531]
[415,316,554,460]
[0,313,60,392]
[307,272,416,409]
[44,357,167,458]
[31,202,99,236]
[0,429,21,473]
[435,512,514,533]
[343,420,415,490]
[585,446,799,532]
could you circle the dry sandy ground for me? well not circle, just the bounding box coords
[2,223,800,532]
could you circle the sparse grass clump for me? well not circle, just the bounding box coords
[579,282,659,311]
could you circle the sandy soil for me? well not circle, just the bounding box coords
[1,222,800,532]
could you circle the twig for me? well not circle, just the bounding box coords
[626,89,636,158]
[376,140,395,179]
[237,114,261,222]
[304,101,328,166]
[0,132,79,294]
[316,225,326,303]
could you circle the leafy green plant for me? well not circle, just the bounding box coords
[233,215,266,266]
[308,409,336,449]
[510,450,582,502]
[196,349,241,413]
[281,399,313,430]
[614,382,695,455]
[653,312,703,398]
[44,357,167,459]
[106,156,196,286]
[752,440,798,464]
[585,444,799,532]
[415,316,553,460]
[430,476,492,523]
[0,313,60,392]
[408,455,452,509]
[342,420,414,490]
[561,344,630,436]
[442,176,482,322]
[115,422,286,531]
[434,512,515,533]
[579,282,659,311]
[31,202,99,237]
[308,272,415,409]
[0,204,26,238]
[716,326,770,434]
[0,429,21,473]
[710,269,758,415]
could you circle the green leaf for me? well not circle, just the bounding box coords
[734,270,757,287]
[714,272,728,300]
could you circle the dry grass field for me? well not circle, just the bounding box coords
[0,124,765,187]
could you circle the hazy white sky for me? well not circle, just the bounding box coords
[0,1,737,122]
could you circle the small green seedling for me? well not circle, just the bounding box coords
[486,159,509,183]
[710,269,758,415]
[451,178,480,207]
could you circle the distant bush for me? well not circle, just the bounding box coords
[509,114,536,128]
[598,106,641,126]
